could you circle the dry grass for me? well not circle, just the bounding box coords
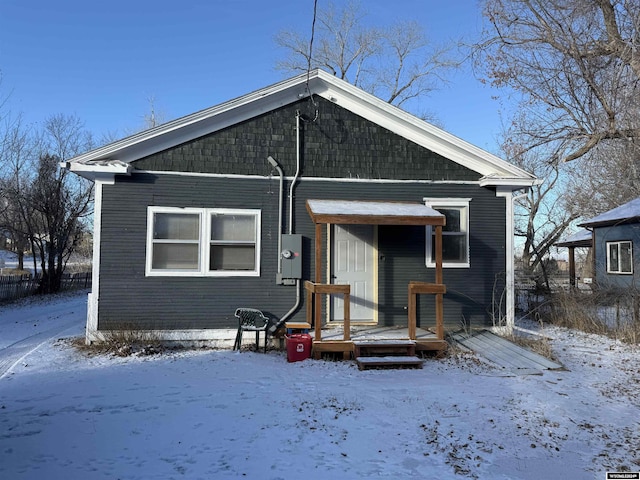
[77,324,165,356]
[525,289,640,345]
[548,291,609,335]
[505,333,556,361]
[0,268,31,275]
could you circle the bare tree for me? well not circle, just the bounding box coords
[565,138,640,218]
[26,152,93,293]
[501,121,579,289]
[0,114,37,271]
[141,95,167,129]
[100,95,168,144]
[476,0,640,163]
[275,0,455,112]
[276,1,378,85]
[0,114,94,293]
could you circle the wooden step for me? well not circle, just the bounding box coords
[312,340,354,360]
[353,340,416,358]
[415,339,448,352]
[355,356,424,370]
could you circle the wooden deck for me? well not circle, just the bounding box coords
[311,326,448,359]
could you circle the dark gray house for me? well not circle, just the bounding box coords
[65,70,537,345]
[577,197,640,290]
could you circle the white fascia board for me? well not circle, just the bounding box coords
[479,175,541,189]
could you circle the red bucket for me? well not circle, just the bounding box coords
[285,334,312,362]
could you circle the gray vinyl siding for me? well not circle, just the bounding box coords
[97,173,505,331]
[593,223,640,290]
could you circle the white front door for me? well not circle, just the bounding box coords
[331,224,376,323]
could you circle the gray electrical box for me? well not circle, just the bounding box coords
[281,234,303,280]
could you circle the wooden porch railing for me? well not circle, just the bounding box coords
[408,281,446,340]
[304,281,350,342]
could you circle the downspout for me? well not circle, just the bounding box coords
[496,188,528,334]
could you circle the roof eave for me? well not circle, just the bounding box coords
[479,175,541,188]
[556,239,593,248]
[62,160,132,182]
[579,218,640,228]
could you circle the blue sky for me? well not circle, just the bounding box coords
[0,0,507,153]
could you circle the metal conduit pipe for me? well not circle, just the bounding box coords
[273,278,301,332]
[289,110,302,235]
[267,156,284,277]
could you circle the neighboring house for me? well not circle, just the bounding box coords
[64,69,537,344]
[571,197,640,290]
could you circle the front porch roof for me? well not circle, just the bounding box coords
[305,199,445,226]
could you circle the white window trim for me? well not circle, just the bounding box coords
[606,240,633,275]
[146,206,261,277]
[206,208,261,277]
[424,198,471,269]
[146,206,203,277]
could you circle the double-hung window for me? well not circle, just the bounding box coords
[209,212,259,272]
[607,240,633,274]
[424,198,470,268]
[146,207,261,277]
[149,208,202,272]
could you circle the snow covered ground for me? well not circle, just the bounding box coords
[0,292,639,479]
[0,249,91,275]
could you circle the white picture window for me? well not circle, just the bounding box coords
[424,198,470,268]
[146,207,261,277]
[607,241,632,274]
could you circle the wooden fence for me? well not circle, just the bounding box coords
[0,272,92,303]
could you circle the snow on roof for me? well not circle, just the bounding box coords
[555,229,592,247]
[307,199,443,218]
[306,199,445,226]
[580,197,640,227]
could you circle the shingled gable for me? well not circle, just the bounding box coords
[65,69,536,188]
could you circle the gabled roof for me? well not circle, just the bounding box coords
[65,69,537,188]
[579,197,640,228]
